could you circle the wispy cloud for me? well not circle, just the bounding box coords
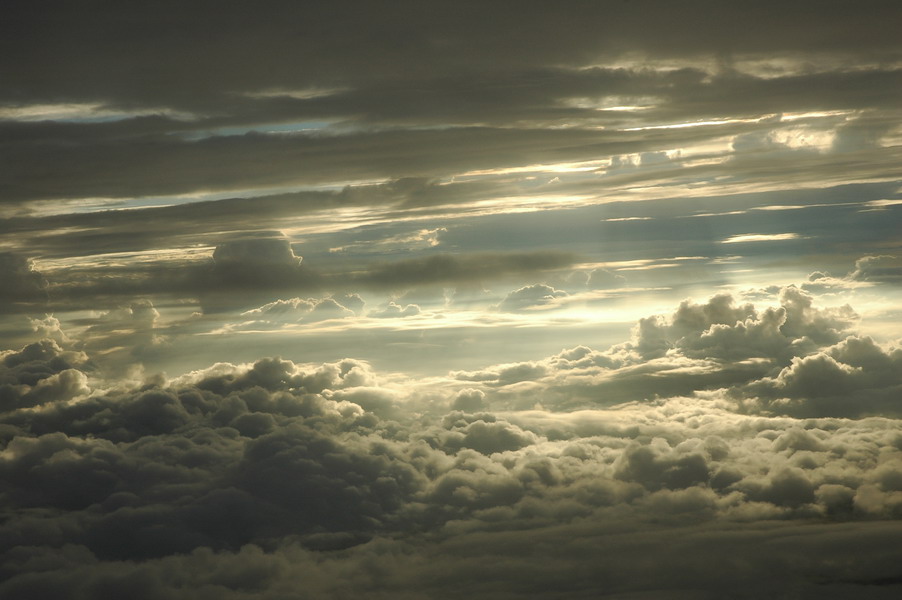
[721,233,805,243]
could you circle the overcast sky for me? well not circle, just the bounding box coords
[3,2,902,598]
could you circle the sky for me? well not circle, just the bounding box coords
[3,1,902,597]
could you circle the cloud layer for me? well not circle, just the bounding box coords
[4,2,902,597]
[3,289,902,597]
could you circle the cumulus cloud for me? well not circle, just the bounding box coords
[738,335,902,417]
[3,288,902,597]
[496,283,568,312]
[0,339,89,411]
[443,286,874,414]
[239,295,359,325]
[199,231,319,312]
[848,255,902,283]
[212,231,302,268]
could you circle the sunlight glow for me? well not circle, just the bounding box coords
[721,233,803,244]
[0,102,195,122]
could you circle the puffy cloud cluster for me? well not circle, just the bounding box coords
[3,286,902,597]
[450,286,893,416]
[627,286,856,362]
[0,339,89,411]
[739,334,902,417]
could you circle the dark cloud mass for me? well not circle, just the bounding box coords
[3,290,902,597]
[3,1,902,598]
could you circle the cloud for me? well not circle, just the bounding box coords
[212,231,302,268]
[0,252,47,310]
[451,388,487,412]
[496,283,568,312]
[442,286,866,412]
[355,251,577,290]
[721,233,803,244]
[3,307,902,597]
[586,268,626,289]
[848,255,902,283]
[4,2,902,596]
[0,339,89,411]
[738,335,902,417]
[237,295,362,327]
[199,232,319,312]
[368,301,421,318]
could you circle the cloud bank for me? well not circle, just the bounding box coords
[3,289,902,598]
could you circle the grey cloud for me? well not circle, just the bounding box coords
[587,268,626,289]
[613,439,711,491]
[444,287,868,412]
[431,412,540,455]
[241,297,314,318]
[368,301,421,318]
[0,339,89,412]
[5,2,901,111]
[241,295,403,326]
[4,62,901,210]
[4,2,902,592]
[451,388,487,412]
[848,255,902,283]
[331,293,365,315]
[0,188,370,255]
[3,329,902,597]
[739,335,902,418]
[304,298,355,322]
[0,252,47,311]
[0,126,658,205]
[212,232,301,268]
[496,283,568,312]
[199,232,321,313]
[626,286,856,362]
[354,251,577,290]
[0,248,575,316]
